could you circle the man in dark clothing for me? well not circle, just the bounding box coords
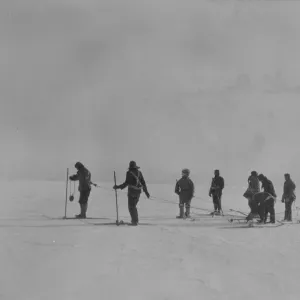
[257,173,276,223]
[248,171,260,193]
[258,174,276,197]
[282,173,296,221]
[243,171,260,208]
[209,170,224,214]
[175,168,194,219]
[69,162,92,218]
[113,161,150,226]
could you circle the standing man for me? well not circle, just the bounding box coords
[175,169,194,219]
[257,173,276,223]
[282,173,296,221]
[113,161,150,226]
[69,162,92,219]
[209,170,224,214]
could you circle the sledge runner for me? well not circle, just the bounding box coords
[247,174,276,223]
[281,173,296,221]
[175,169,194,218]
[209,170,224,215]
[113,161,150,226]
[243,171,260,208]
[69,162,92,219]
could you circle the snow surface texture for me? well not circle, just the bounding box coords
[1,180,300,300]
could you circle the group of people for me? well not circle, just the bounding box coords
[69,160,150,225]
[174,168,225,219]
[68,161,296,226]
[244,171,296,223]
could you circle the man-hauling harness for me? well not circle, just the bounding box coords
[113,161,150,225]
[128,171,143,191]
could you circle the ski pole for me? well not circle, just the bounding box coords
[64,168,69,219]
[114,171,119,225]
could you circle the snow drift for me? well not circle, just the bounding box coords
[0,180,300,300]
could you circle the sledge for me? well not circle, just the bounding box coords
[229,209,248,216]
[228,208,262,223]
[228,218,247,224]
[228,218,284,228]
[227,208,278,227]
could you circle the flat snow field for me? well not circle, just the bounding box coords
[1,180,300,300]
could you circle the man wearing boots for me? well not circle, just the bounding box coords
[175,169,194,219]
[282,173,296,221]
[69,162,92,219]
[209,170,224,215]
[257,173,276,223]
[113,161,150,226]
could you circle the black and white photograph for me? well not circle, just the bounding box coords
[1,0,300,299]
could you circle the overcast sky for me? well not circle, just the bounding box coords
[1,0,300,187]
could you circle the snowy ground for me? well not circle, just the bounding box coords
[1,180,300,300]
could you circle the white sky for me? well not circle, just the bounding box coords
[1,0,300,188]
